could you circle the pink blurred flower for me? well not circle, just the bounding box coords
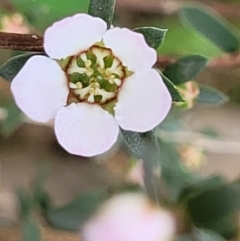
[1,13,30,34]
[81,193,175,241]
[127,159,145,186]
[11,14,172,157]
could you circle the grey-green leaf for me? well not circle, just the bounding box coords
[161,74,184,102]
[88,0,116,29]
[197,85,229,105]
[0,53,43,82]
[193,229,226,241]
[134,27,168,49]
[187,182,240,226]
[158,140,195,202]
[180,6,240,52]
[163,55,208,85]
[121,130,161,202]
[45,191,106,231]
[21,217,42,241]
[1,101,23,137]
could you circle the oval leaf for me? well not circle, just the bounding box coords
[121,130,161,202]
[185,182,240,239]
[197,85,229,105]
[1,101,23,137]
[45,191,106,231]
[163,55,208,85]
[88,0,116,29]
[134,27,168,49]
[0,53,43,82]
[22,217,41,241]
[180,6,240,52]
[160,73,184,102]
[193,229,225,241]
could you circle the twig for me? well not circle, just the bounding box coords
[0,32,240,69]
[158,130,240,154]
[156,53,240,69]
[0,0,16,12]
[116,0,240,19]
[0,32,44,52]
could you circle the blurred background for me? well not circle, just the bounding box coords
[0,0,240,240]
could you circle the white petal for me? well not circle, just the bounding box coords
[103,28,156,74]
[82,193,175,241]
[44,14,107,59]
[11,55,68,122]
[54,103,119,157]
[115,69,172,132]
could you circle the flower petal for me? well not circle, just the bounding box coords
[82,193,175,241]
[103,28,156,74]
[54,103,119,157]
[115,69,172,132]
[11,55,68,122]
[44,14,107,59]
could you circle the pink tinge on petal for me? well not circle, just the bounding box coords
[44,13,107,59]
[11,55,68,122]
[103,28,156,74]
[82,193,175,241]
[115,69,172,132]
[54,103,119,157]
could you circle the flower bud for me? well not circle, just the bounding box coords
[81,193,175,241]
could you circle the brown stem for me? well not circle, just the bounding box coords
[156,53,240,69]
[0,0,16,12]
[0,32,44,52]
[116,0,240,19]
[1,32,240,69]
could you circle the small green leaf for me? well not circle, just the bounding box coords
[160,73,184,102]
[31,165,51,210]
[176,235,193,241]
[0,53,43,82]
[17,188,32,219]
[21,217,42,241]
[186,181,240,227]
[163,55,208,85]
[134,27,168,49]
[179,176,226,203]
[121,130,160,202]
[45,191,106,231]
[193,229,225,241]
[1,101,23,137]
[158,140,195,202]
[180,6,240,52]
[197,85,229,105]
[88,0,116,29]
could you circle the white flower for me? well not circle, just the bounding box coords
[11,14,172,157]
[81,193,175,241]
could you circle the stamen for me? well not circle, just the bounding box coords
[114,78,121,86]
[69,82,77,89]
[76,82,83,89]
[67,45,127,104]
[85,59,92,68]
[88,93,95,103]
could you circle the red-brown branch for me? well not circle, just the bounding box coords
[1,32,240,69]
[156,53,240,69]
[0,32,44,52]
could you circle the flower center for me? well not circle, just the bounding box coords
[66,46,127,104]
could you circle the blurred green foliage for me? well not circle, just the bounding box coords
[12,0,90,31]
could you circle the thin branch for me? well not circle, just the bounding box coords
[158,130,240,154]
[156,53,240,69]
[0,32,240,69]
[116,0,240,19]
[0,32,44,52]
[0,0,16,12]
